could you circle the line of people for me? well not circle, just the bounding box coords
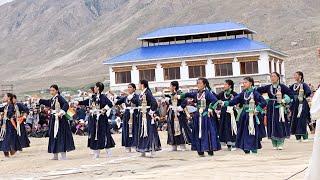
[116,71,311,156]
[0,70,312,159]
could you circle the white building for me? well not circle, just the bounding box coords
[104,22,287,93]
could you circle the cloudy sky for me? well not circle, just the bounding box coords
[0,0,14,6]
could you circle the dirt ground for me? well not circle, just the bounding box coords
[0,132,313,180]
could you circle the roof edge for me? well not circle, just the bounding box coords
[104,49,271,65]
[137,21,256,40]
[137,28,256,41]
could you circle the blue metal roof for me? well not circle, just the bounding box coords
[137,22,256,40]
[104,38,286,65]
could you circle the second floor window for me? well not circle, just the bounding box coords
[115,71,131,84]
[139,69,155,81]
[269,60,272,73]
[240,61,258,74]
[215,63,233,76]
[189,65,206,78]
[164,67,180,80]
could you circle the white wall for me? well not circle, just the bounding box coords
[131,65,139,84]
[109,66,115,87]
[258,51,269,74]
[180,60,189,80]
[232,57,240,76]
[205,59,214,78]
[155,63,164,82]
[109,51,285,91]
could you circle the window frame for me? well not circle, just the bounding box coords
[269,60,272,73]
[139,69,156,82]
[163,66,181,80]
[279,61,282,75]
[215,63,233,76]
[240,61,259,75]
[115,71,131,84]
[188,65,206,78]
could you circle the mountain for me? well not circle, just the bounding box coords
[0,0,319,93]
[0,0,13,6]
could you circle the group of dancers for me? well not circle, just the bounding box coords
[0,93,30,157]
[0,70,312,159]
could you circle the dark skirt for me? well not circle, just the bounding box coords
[266,101,290,140]
[1,120,22,152]
[136,113,161,153]
[219,107,237,144]
[122,109,139,147]
[167,109,192,146]
[236,112,262,151]
[290,100,310,135]
[48,116,75,153]
[191,111,221,152]
[257,113,267,140]
[87,114,115,150]
[18,123,30,148]
[0,121,3,151]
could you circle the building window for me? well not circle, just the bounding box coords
[279,61,282,75]
[189,65,206,78]
[274,61,277,72]
[115,71,131,84]
[139,69,155,81]
[269,61,272,73]
[215,63,233,76]
[240,61,258,74]
[164,67,180,80]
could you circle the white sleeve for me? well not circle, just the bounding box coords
[113,98,118,106]
[60,110,66,115]
[106,109,112,117]
[104,105,111,111]
[148,110,155,116]
[127,94,133,100]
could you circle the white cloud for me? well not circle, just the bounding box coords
[0,0,14,6]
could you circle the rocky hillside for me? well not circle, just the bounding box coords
[0,0,319,92]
